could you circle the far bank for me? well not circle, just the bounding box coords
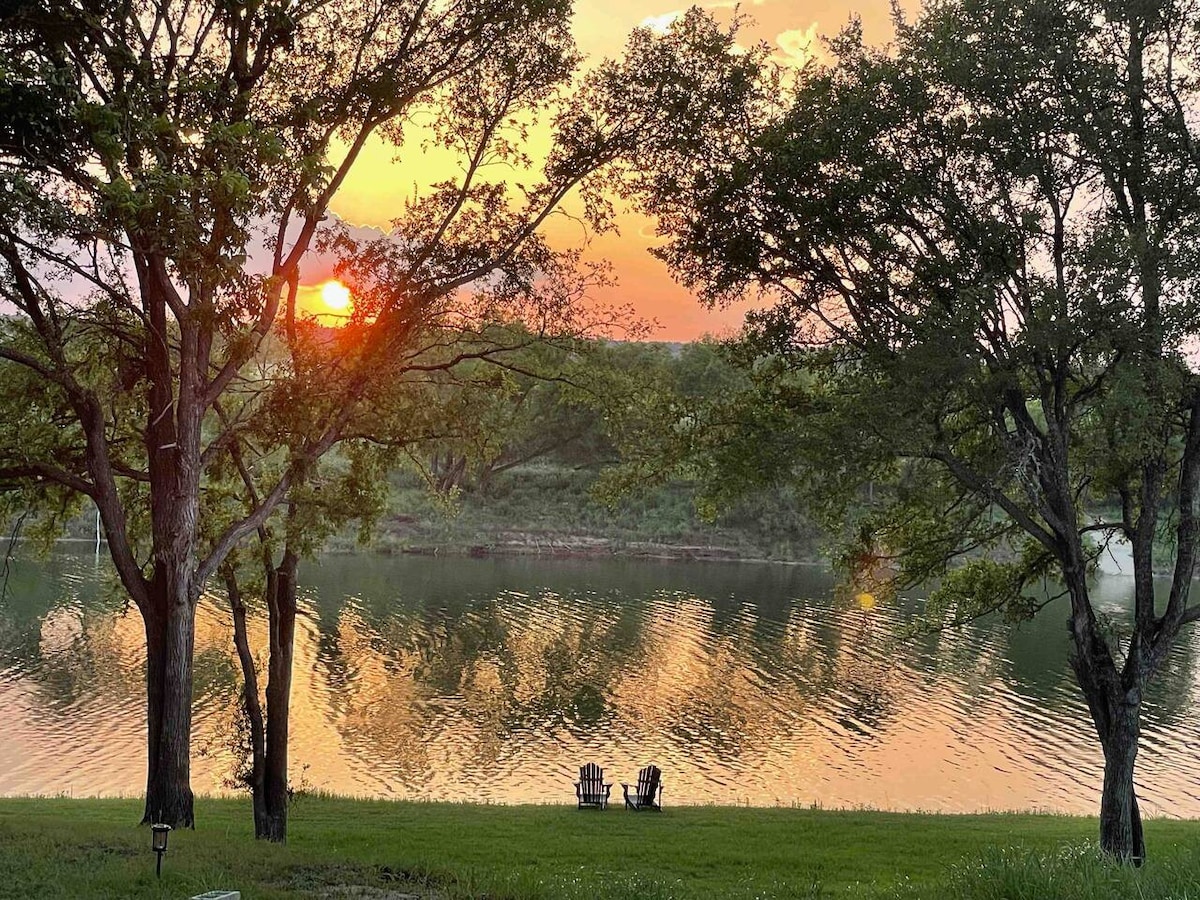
[34,462,825,564]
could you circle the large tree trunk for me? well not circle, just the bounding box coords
[1063,565,1146,864]
[228,570,268,833]
[138,274,202,828]
[227,548,298,842]
[261,548,298,842]
[1098,698,1145,865]
[142,602,166,821]
[141,568,197,827]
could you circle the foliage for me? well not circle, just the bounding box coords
[634,0,1200,859]
[317,333,822,561]
[640,0,1200,595]
[0,0,758,826]
[374,461,822,561]
[396,327,619,497]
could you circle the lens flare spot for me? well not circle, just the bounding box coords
[321,280,352,311]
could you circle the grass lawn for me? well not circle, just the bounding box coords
[2,797,1200,899]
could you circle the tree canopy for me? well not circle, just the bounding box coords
[637,0,1200,862]
[0,0,755,828]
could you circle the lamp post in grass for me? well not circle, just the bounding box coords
[150,823,171,878]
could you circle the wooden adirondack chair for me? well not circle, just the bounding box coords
[622,764,663,811]
[574,762,612,809]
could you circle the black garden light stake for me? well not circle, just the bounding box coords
[150,823,171,878]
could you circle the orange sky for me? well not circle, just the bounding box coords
[324,0,905,341]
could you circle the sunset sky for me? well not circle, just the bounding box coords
[317,0,905,341]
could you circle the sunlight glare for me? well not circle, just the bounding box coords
[321,280,352,311]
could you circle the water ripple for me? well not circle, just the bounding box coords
[3,551,1200,813]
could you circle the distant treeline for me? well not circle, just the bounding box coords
[368,337,823,562]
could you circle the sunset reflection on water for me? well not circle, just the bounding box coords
[2,551,1200,815]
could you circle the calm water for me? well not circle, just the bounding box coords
[2,547,1200,815]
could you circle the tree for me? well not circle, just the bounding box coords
[414,329,617,497]
[0,0,753,829]
[637,0,1200,862]
[0,0,580,829]
[212,312,618,842]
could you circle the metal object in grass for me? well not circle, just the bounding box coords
[150,823,170,878]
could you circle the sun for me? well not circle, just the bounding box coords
[320,279,352,311]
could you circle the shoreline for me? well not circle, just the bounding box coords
[355,538,823,565]
[19,533,825,566]
[0,791,1152,819]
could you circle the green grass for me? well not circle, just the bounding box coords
[2,797,1200,899]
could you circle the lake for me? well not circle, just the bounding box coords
[2,547,1199,815]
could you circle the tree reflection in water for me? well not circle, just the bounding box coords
[3,548,1200,814]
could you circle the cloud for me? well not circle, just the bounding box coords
[639,10,683,33]
[775,23,820,67]
[706,0,769,8]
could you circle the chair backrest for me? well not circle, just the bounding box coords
[636,765,661,802]
[579,762,604,795]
